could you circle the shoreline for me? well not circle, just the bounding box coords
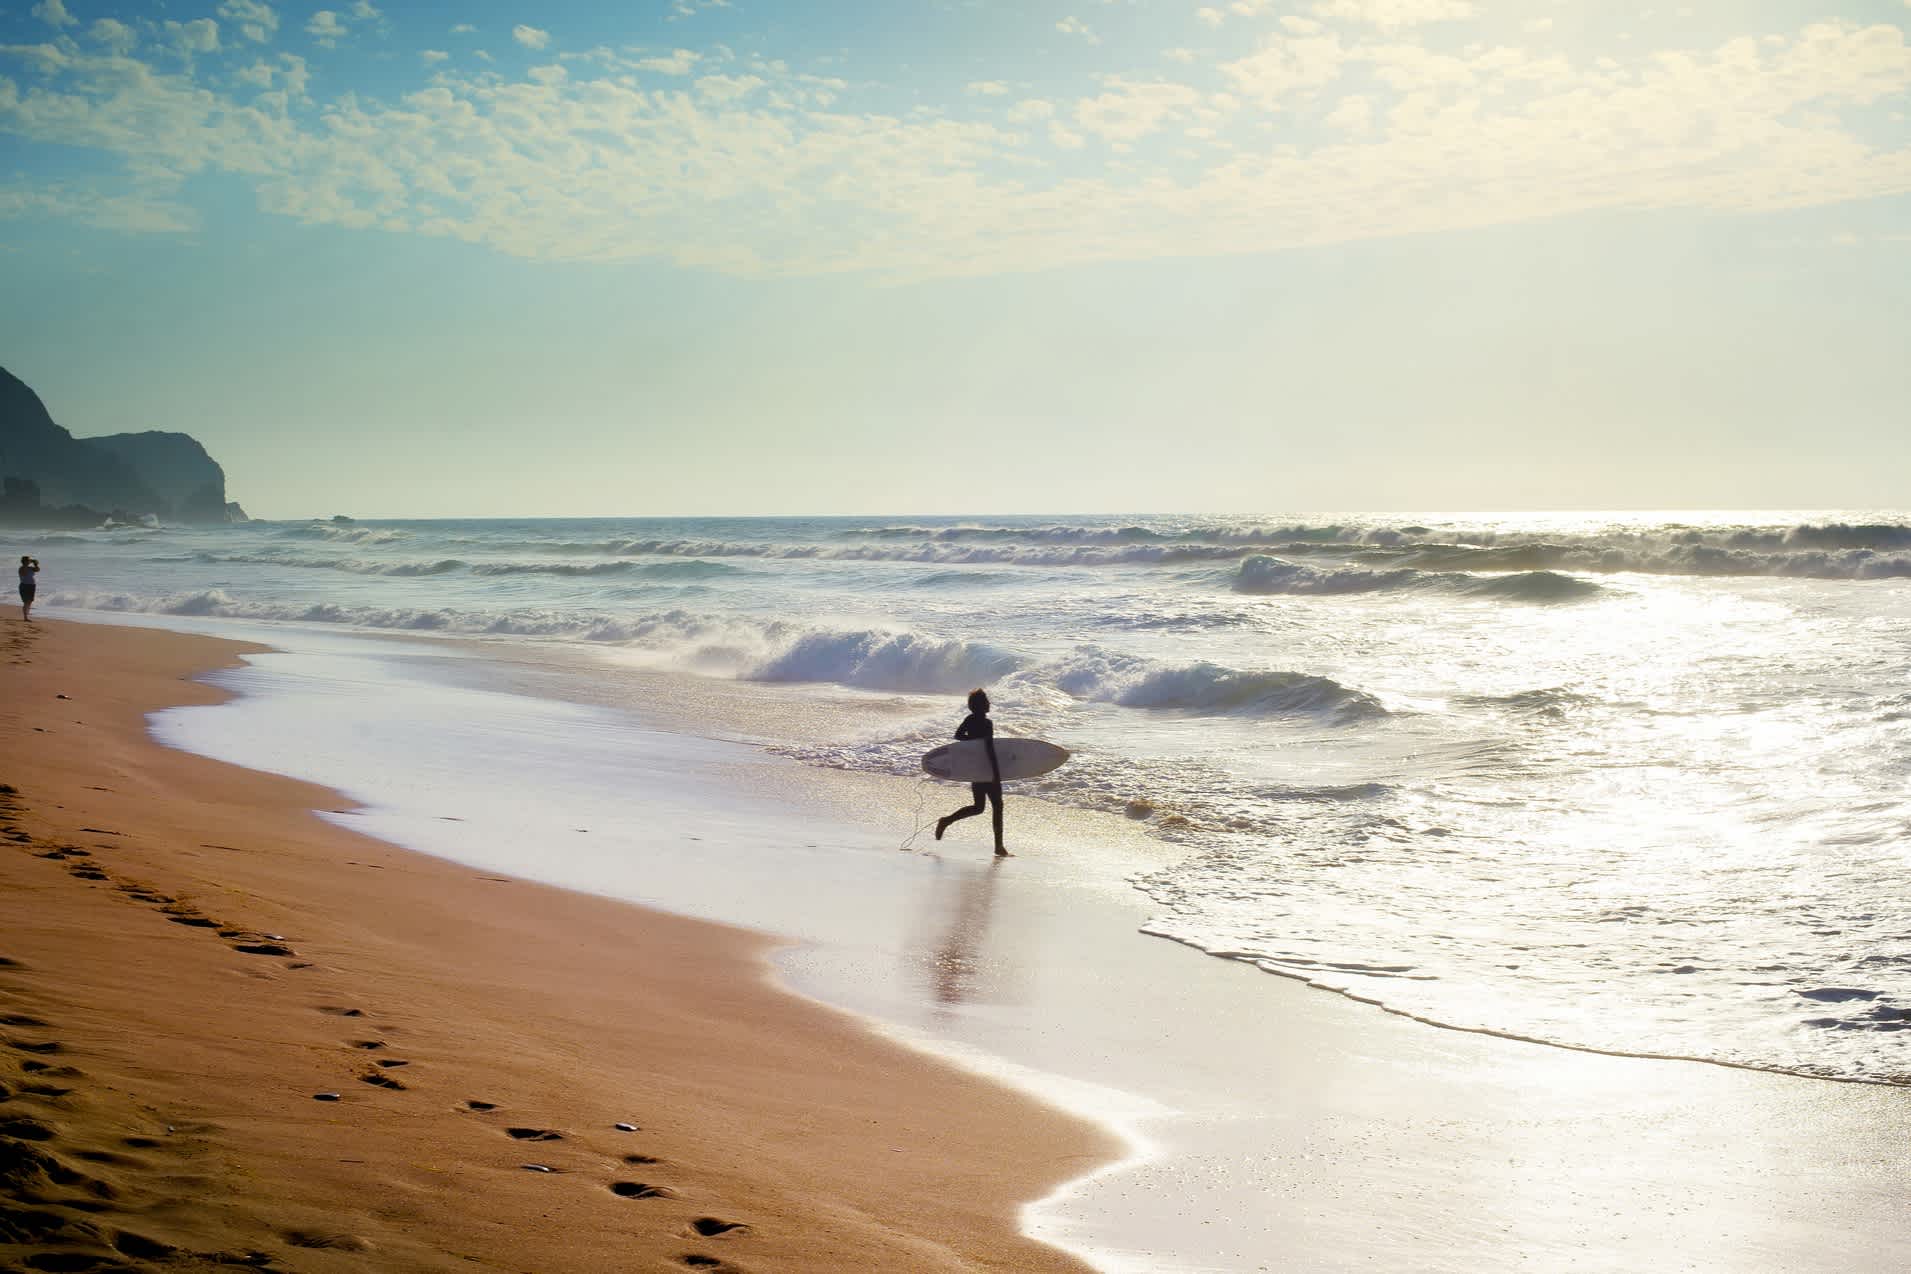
[0,617,1115,1271]
[10,610,1911,1273]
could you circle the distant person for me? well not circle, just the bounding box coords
[935,688,1008,856]
[17,555,37,621]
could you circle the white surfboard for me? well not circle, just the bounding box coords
[921,737,1070,783]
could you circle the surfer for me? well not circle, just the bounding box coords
[18,555,38,622]
[934,688,1008,856]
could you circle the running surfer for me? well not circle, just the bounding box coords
[934,688,1008,855]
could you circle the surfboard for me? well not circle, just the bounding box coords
[921,738,1070,783]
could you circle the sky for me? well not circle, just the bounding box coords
[1,0,1907,518]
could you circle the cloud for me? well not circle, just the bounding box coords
[307,11,348,47]
[87,19,138,55]
[636,49,701,75]
[670,0,730,17]
[165,19,223,56]
[0,181,197,233]
[30,1,76,29]
[1323,93,1372,132]
[422,49,449,65]
[1074,78,1202,144]
[1221,31,1346,106]
[512,25,551,51]
[1311,0,1476,29]
[350,1,381,19]
[1056,17,1099,45]
[452,24,476,35]
[218,0,280,44]
[967,80,1010,96]
[2,18,1908,282]
[694,73,764,103]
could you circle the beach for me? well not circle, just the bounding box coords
[0,618,1112,1271]
[4,605,1908,1272]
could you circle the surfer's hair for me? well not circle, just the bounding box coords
[968,688,989,713]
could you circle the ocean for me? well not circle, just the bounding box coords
[29,511,1911,1087]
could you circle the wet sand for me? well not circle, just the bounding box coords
[0,618,1114,1272]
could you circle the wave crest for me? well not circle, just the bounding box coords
[1040,649,1385,721]
[1232,556,1601,602]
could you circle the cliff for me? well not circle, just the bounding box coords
[86,431,231,524]
[0,365,243,526]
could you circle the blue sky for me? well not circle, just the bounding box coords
[1,0,1907,516]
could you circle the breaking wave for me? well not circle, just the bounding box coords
[46,588,1383,722]
[1037,648,1385,722]
[271,524,409,544]
[261,518,1911,581]
[748,630,1022,694]
[1231,556,1603,602]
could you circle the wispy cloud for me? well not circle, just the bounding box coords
[87,18,138,55]
[306,11,348,47]
[30,0,77,30]
[1,15,1907,281]
[512,25,552,51]
[1311,0,1476,29]
[165,19,222,57]
[218,0,279,45]
[0,180,196,234]
[1055,17,1099,45]
[635,49,701,75]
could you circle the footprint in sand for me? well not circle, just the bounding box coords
[688,1218,750,1238]
[463,1100,498,1112]
[505,1127,563,1142]
[21,1061,82,1078]
[609,1181,673,1199]
[0,1115,58,1141]
[357,1070,406,1091]
[283,1229,371,1252]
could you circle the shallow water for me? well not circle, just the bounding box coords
[35,510,1911,1083]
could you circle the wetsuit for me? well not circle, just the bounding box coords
[940,711,1003,844]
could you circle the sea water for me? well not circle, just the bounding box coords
[31,512,1911,1085]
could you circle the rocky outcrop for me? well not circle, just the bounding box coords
[85,431,230,523]
[0,365,242,526]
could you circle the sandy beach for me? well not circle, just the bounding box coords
[0,617,1114,1272]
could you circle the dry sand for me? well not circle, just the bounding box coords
[0,618,1115,1272]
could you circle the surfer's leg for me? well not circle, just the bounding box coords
[986,782,1005,853]
[936,785,988,840]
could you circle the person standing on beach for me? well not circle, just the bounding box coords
[934,688,1008,856]
[18,555,38,622]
